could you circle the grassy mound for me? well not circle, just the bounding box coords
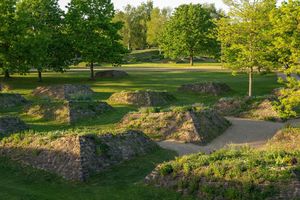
[146,128,300,199]
[0,93,28,109]
[178,82,232,96]
[25,100,113,124]
[119,106,230,144]
[214,96,286,122]
[108,90,175,107]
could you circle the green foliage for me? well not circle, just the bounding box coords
[0,0,23,78]
[114,1,154,50]
[66,0,126,79]
[158,146,300,199]
[270,0,300,71]
[146,8,171,47]
[15,0,71,82]
[159,163,173,176]
[217,0,277,96]
[274,77,300,118]
[159,4,221,66]
[270,0,300,118]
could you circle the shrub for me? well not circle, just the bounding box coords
[159,164,173,176]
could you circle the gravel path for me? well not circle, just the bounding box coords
[158,117,295,156]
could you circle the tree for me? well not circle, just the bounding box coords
[159,4,221,66]
[66,0,126,80]
[271,0,300,118]
[114,1,154,50]
[217,0,276,97]
[0,0,19,79]
[146,7,171,47]
[16,0,70,82]
[270,0,300,75]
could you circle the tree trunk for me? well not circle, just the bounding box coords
[38,69,42,82]
[127,42,130,51]
[190,55,194,66]
[248,67,253,97]
[285,64,291,77]
[4,69,10,80]
[90,62,95,80]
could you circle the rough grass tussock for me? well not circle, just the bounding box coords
[145,127,300,199]
[108,90,176,107]
[119,106,230,144]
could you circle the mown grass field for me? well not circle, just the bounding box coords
[0,68,281,200]
[1,70,280,133]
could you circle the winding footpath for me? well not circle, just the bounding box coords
[158,117,300,156]
[158,73,300,156]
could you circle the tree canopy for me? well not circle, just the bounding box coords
[271,0,300,118]
[16,0,70,82]
[217,0,277,96]
[66,0,126,80]
[0,0,19,79]
[114,1,154,50]
[146,7,171,48]
[159,4,221,66]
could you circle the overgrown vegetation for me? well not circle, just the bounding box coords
[146,126,300,199]
[154,146,300,199]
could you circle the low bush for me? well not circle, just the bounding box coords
[150,146,300,199]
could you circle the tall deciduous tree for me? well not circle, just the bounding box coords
[146,7,171,47]
[270,0,300,75]
[66,0,125,80]
[217,0,276,97]
[271,0,300,118]
[159,4,220,66]
[0,0,19,79]
[16,0,70,82]
[114,1,154,50]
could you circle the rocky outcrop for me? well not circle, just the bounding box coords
[178,82,231,96]
[26,101,112,124]
[119,109,230,144]
[32,84,94,100]
[95,70,129,78]
[0,93,28,109]
[0,130,158,181]
[0,116,28,135]
[108,91,175,107]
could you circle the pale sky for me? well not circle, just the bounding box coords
[59,0,229,11]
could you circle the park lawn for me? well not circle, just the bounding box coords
[0,70,280,133]
[0,70,280,200]
[71,62,223,69]
[118,62,223,68]
[0,148,195,200]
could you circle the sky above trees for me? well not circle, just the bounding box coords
[58,0,229,11]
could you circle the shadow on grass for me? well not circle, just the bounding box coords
[0,148,193,200]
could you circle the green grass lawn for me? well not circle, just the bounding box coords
[0,148,195,200]
[0,69,280,200]
[72,62,223,69]
[1,70,280,132]
[1,70,280,133]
